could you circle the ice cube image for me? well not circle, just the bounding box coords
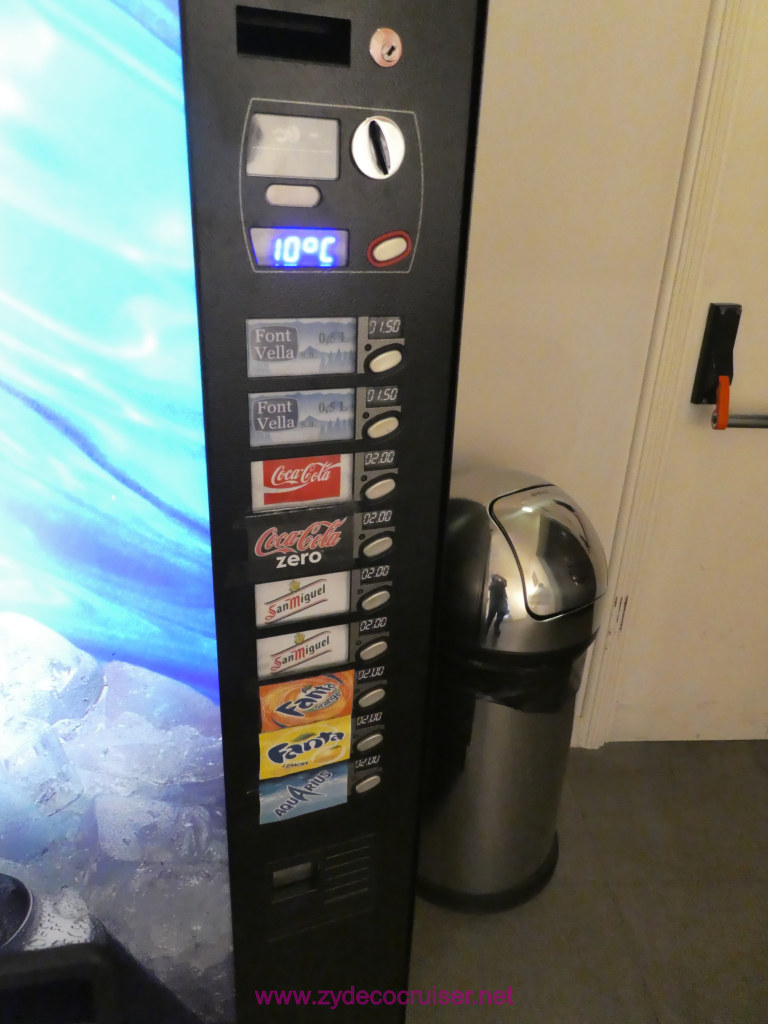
[0,715,84,815]
[0,615,234,1022]
[0,614,104,724]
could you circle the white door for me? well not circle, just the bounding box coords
[577,1,768,743]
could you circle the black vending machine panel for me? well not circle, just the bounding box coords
[181,2,488,1018]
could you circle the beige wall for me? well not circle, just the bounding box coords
[453,0,709,554]
[608,3,768,741]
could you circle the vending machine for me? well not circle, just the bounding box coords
[0,2,487,1021]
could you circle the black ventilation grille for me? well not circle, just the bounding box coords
[268,834,375,940]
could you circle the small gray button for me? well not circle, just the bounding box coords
[361,535,393,559]
[367,347,403,374]
[356,732,384,753]
[355,774,382,795]
[365,414,399,440]
[265,184,322,208]
[359,589,391,612]
[359,639,388,662]
[358,687,386,709]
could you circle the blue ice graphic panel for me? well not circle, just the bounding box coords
[0,0,218,697]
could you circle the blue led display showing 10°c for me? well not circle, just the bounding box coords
[249,228,349,268]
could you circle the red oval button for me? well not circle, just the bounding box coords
[367,231,412,267]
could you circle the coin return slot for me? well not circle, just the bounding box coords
[271,861,317,902]
[236,7,351,66]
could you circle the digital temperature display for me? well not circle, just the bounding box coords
[250,228,349,268]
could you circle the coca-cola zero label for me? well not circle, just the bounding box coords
[246,506,354,582]
[251,453,353,510]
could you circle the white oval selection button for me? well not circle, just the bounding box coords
[360,535,393,559]
[367,347,403,374]
[362,476,397,501]
[358,687,386,709]
[359,639,388,662]
[356,732,384,754]
[359,589,391,612]
[355,774,382,795]
[365,414,399,440]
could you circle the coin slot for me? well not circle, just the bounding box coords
[236,7,351,66]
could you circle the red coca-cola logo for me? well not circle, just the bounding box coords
[254,519,347,557]
[259,455,346,505]
[270,460,335,488]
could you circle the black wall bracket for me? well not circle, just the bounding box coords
[690,302,741,405]
[690,303,768,428]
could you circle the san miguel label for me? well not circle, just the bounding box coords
[254,571,351,627]
[246,318,356,378]
[246,506,354,582]
[256,625,349,680]
[250,453,353,510]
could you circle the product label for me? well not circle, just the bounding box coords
[246,318,356,377]
[255,571,351,627]
[248,389,355,447]
[260,671,355,731]
[259,714,351,779]
[247,506,354,582]
[259,763,349,823]
[251,453,353,510]
[256,625,349,679]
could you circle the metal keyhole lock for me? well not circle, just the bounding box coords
[370,28,403,67]
[351,116,405,179]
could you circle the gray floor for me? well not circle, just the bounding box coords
[407,741,768,1024]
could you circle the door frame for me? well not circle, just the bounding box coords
[572,0,754,747]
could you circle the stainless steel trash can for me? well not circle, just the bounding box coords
[418,469,607,911]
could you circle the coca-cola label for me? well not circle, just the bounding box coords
[246,318,356,378]
[248,389,355,448]
[254,571,351,627]
[251,453,353,510]
[256,625,349,680]
[246,506,354,582]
